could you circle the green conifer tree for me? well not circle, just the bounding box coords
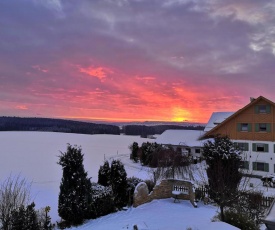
[98,161,111,186]
[110,160,128,208]
[58,144,92,226]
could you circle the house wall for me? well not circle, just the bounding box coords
[235,140,275,177]
[207,98,275,177]
[210,98,275,141]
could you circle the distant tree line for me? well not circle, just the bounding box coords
[122,125,205,136]
[0,117,120,135]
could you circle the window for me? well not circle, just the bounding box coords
[255,123,271,132]
[241,123,248,131]
[195,148,201,154]
[240,161,249,170]
[259,105,267,113]
[234,142,249,151]
[252,143,269,152]
[237,123,251,132]
[259,123,267,132]
[255,104,271,114]
[253,162,269,172]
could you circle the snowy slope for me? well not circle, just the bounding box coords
[69,199,239,230]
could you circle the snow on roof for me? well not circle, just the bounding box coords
[204,112,234,132]
[156,129,206,147]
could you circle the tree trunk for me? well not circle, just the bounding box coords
[220,205,225,221]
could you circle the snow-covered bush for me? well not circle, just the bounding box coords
[203,135,242,221]
[90,183,114,218]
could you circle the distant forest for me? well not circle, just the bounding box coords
[122,124,205,137]
[0,117,205,136]
[0,117,120,135]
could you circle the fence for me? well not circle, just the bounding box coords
[195,187,274,208]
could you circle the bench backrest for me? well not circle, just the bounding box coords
[173,185,189,195]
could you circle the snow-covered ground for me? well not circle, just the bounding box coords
[69,199,239,230]
[0,131,273,229]
[0,131,153,222]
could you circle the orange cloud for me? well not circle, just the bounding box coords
[78,65,114,82]
[15,105,28,110]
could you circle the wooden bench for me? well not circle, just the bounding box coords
[172,185,189,203]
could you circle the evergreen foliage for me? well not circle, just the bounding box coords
[90,183,114,218]
[98,161,111,186]
[110,160,128,208]
[203,135,242,221]
[129,142,139,162]
[11,202,40,230]
[57,144,92,226]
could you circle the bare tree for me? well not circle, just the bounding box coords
[0,174,31,230]
[152,148,192,182]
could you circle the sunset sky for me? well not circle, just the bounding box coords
[1,0,275,123]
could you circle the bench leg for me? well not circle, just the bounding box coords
[174,195,180,203]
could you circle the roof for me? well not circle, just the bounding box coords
[156,129,207,147]
[202,96,275,139]
[204,112,234,132]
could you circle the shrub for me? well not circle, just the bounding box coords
[222,209,259,230]
[90,183,114,218]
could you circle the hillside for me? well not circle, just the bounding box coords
[0,117,120,135]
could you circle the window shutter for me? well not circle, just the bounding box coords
[255,124,259,132]
[266,105,271,113]
[252,143,256,152]
[255,105,259,114]
[264,163,269,172]
[253,162,257,170]
[244,143,249,151]
[248,123,252,132]
[267,123,271,132]
[264,144,269,152]
[237,123,241,131]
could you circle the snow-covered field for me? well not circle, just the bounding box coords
[0,131,153,223]
[0,131,273,229]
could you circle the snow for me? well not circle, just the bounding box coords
[0,131,153,222]
[69,199,240,230]
[0,131,270,229]
[155,130,206,147]
[204,112,234,132]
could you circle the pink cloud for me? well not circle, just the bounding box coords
[78,66,114,82]
[15,105,28,110]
